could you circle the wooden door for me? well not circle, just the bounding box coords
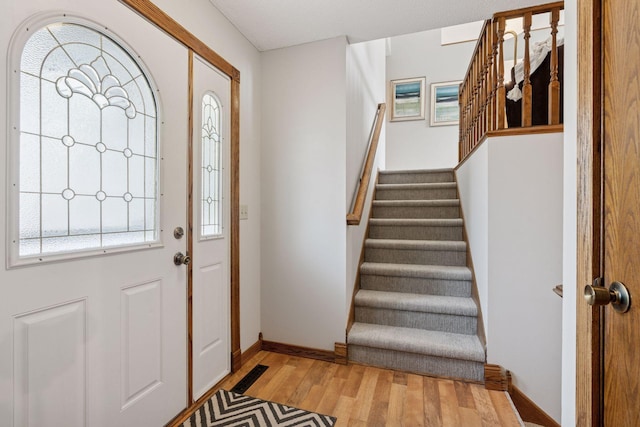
[191,54,231,400]
[0,4,189,426]
[601,0,640,425]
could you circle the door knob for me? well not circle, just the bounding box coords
[174,252,191,266]
[584,279,631,313]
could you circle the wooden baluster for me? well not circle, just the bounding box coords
[548,8,561,124]
[490,20,498,131]
[475,55,480,144]
[463,83,469,157]
[460,82,465,159]
[472,58,477,146]
[478,34,487,138]
[461,86,466,158]
[459,84,463,160]
[477,37,483,140]
[465,75,470,156]
[466,85,470,153]
[484,28,491,135]
[477,51,482,141]
[496,17,506,129]
[467,84,472,156]
[521,12,533,127]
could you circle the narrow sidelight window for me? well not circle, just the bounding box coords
[200,93,222,237]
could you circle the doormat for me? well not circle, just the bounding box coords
[181,389,337,427]
[230,364,268,394]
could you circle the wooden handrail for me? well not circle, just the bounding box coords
[493,1,564,19]
[459,1,564,163]
[347,103,386,226]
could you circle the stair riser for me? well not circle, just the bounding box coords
[376,188,457,200]
[348,345,484,382]
[378,172,454,184]
[365,247,466,266]
[372,205,460,219]
[369,225,463,241]
[360,275,471,297]
[355,307,477,334]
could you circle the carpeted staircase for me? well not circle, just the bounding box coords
[347,168,486,382]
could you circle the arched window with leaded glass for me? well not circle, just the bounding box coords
[12,21,158,262]
[200,92,222,238]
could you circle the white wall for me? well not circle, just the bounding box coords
[488,134,563,422]
[457,133,564,422]
[561,0,577,424]
[152,0,263,352]
[261,37,348,350]
[386,29,475,170]
[346,39,387,314]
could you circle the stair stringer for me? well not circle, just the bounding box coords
[454,171,487,352]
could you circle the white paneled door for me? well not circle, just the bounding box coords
[191,55,231,400]
[0,2,189,426]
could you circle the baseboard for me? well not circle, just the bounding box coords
[484,364,509,391]
[240,333,263,366]
[508,381,560,427]
[261,339,346,364]
[334,342,347,365]
[486,366,559,427]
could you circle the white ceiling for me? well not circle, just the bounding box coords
[209,0,546,52]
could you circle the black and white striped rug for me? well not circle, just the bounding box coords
[181,389,337,427]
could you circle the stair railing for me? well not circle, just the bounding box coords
[459,1,564,162]
[347,103,386,225]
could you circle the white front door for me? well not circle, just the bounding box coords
[191,54,231,400]
[0,2,189,426]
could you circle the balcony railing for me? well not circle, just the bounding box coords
[459,2,564,162]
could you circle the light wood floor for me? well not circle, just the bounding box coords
[213,351,523,426]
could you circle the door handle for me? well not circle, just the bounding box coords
[584,279,631,313]
[174,252,191,266]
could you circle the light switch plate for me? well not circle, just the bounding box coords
[240,204,248,220]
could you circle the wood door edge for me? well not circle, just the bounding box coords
[576,0,603,424]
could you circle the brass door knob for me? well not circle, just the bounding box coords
[584,280,631,313]
[174,252,191,266]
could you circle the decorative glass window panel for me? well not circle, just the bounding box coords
[17,22,158,258]
[201,93,222,237]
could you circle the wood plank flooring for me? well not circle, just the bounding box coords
[211,351,523,426]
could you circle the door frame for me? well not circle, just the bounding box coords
[118,0,242,406]
[576,0,603,424]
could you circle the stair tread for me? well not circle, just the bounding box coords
[372,199,460,207]
[348,323,485,362]
[380,168,454,175]
[376,182,456,190]
[361,262,472,280]
[365,239,466,251]
[369,218,463,226]
[355,290,477,316]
